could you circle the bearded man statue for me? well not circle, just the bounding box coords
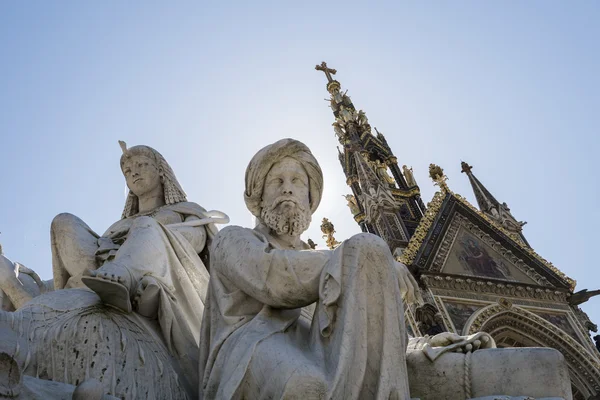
[199,138,419,399]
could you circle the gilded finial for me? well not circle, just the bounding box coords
[320,218,341,250]
[428,164,444,180]
[118,140,128,155]
[429,164,449,192]
[315,61,341,93]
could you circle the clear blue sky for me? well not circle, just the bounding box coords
[1,2,599,332]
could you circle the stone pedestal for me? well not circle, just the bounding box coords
[407,348,572,400]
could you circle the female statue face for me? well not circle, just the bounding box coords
[121,154,162,198]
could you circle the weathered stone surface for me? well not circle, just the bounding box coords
[199,139,417,399]
[407,347,572,400]
[0,289,188,399]
[0,138,575,399]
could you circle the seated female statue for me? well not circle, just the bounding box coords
[0,141,226,399]
[51,139,226,332]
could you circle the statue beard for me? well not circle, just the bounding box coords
[260,197,311,237]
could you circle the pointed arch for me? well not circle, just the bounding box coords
[464,304,600,399]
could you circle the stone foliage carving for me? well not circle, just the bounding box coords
[422,274,570,303]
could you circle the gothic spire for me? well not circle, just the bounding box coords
[460,161,500,213]
[461,161,529,246]
[316,61,425,250]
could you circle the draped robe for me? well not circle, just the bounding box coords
[51,202,218,397]
[199,225,411,400]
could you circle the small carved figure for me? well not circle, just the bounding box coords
[343,194,360,215]
[357,110,368,126]
[332,121,345,139]
[497,202,527,232]
[415,303,446,336]
[371,159,396,187]
[403,165,417,187]
[339,105,354,123]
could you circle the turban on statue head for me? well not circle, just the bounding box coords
[244,138,323,218]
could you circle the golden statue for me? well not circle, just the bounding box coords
[320,218,341,249]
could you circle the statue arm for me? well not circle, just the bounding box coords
[0,256,33,309]
[0,278,33,309]
[169,215,207,254]
[212,226,329,308]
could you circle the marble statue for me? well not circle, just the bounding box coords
[199,138,420,399]
[0,139,574,399]
[0,142,227,399]
[198,138,573,400]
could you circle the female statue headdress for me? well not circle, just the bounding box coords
[119,140,187,218]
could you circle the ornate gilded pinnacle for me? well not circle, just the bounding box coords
[320,217,341,250]
[315,61,341,93]
[428,164,444,181]
[428,164,449,192]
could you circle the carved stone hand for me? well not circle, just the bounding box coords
[394,260,421,305]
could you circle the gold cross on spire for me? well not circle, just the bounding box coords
[315,61,337,83]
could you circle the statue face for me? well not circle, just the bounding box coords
[121,154,162,197]
[260,157,311,236]
[262,157,310,213]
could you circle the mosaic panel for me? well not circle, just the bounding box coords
[442,301,483,334]
[443,227,538,285]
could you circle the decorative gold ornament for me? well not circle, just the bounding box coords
[398,190,447,265]
[391,187,421,198]
[354,213,365,223]
[327,81,341,93]
[346,175,359,186]
[428,163,450,192]
[498,298,513,309]
[321,218,341,250]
